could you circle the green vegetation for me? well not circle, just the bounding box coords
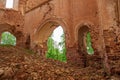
[0,31,93,61]
[86,32,94,55]
[0,32,16,46]
[46,32,94,62]
[46,34,67,62]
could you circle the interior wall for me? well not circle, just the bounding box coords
[35,22,58,44]
[97,0,120,54]
[13,0,19,10]
[25,0,50,12]
[0,0,6,8]
[118,0,120,26]
[24,0,100,49]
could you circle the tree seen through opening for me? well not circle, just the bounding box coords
[46,26,67,62]
[78,26,94,55]
[0,32,16,46]
[86,32,94,55]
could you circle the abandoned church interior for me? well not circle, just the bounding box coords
[0,0,120,79]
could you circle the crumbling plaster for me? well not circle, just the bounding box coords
[0,0,119,74]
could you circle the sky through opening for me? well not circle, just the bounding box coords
[6,0,14,8]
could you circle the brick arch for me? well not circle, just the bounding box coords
[75,23,93,49]
[73,22,103,67]
[75,22,100,54]
[75,22,94,42]
[0,23,16,45]
[0,23,25,47]
[77,25,90,54]
[34,18,67,46]
[0,23,23,38]
[0,23,15,35]
[32,18,67,56]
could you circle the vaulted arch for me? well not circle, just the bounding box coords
[34,19,67,46]
[0,23,25,47]
[74,22,95,67]
[0,31,16,46]
[33,19,67,58]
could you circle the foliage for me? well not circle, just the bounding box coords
[46,33,67,62]
[86,32,94,55]
[46,32,94,62]
[0,32,16,46]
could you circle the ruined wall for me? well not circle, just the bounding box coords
[25,0,52,12]
[97,0,120,74]
[68,0,100,50]
[0,9,25,47]
[0,0,6,8]
[24,0,70,47]
[117,0,120,43]
[23,0,104,67]
[0,0,119,74]
[13,0,19,10]
[98,0,120,54]
[24,0,100,48]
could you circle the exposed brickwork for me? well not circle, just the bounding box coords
[0,0,119,75]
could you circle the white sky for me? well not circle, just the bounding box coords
[52,26,64,43]
[51,26,64,50]
[5,0,14,8]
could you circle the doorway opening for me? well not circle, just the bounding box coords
[78,25,94,55]
[78,25,94,67]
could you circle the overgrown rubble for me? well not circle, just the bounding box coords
[0,46,119,80]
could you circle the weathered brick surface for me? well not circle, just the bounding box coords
[0,0,119,74]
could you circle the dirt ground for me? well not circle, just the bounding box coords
[0,46,119,80]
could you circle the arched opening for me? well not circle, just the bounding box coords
[78,25,94,67]
[78,25,94,55]
[46,26,66,62]
[5,0,14,8]
[0,31,16,46]
[35,21,67,62]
